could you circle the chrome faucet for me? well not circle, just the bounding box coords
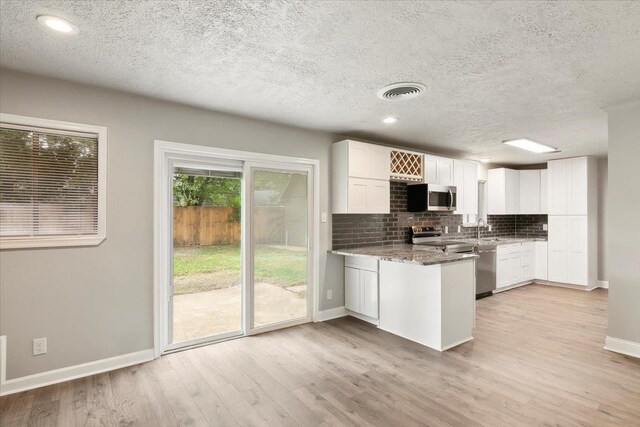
[477,218,486,240]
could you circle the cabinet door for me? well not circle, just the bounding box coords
[438,158,454,185]
[423,155,439,183]
[360,270,379,319]
[548,159,568,215]
[453,160,465,214]
[568,158,588,215]
[464,161,479,215]
[345,267,360,312]
[548,215,568,283]
[540,170,548,214]
[567,215,588,285]
[496,254,511,288]
[519,170,541,214]
[347,141,370,179]
[367,180,390,214]
[535,241,548,280]
[369,145,391,180]
[488,169,505,214]
[509,253,522,284]
[347,178,368,213]
[505,169,520,214]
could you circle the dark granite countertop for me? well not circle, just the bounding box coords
[330,244,478,266]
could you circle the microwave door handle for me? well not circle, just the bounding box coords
[448,189,453,209]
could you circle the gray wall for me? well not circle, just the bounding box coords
[0,69,343,379]
[606,100,640,345]
[598,158,608,281]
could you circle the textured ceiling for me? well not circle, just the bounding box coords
[1,1,640,164]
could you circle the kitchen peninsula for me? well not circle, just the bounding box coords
[330,245,477,351]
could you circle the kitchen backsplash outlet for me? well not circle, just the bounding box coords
[332,181,547,249]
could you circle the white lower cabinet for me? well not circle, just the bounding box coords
[496,242,540,290]
[344,256,379,320]
[534,241,548,280]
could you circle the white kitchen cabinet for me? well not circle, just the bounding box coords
[548,215,592,286]
[534,241,548,281]
[520,242,535,282]
[546,157,597,287]
[454,160,479,215]
[548,216,568,283]
[488,168,520,214]
[333,140,390,213]
[344,256,379,320]
[496,243,522,289]
[540,170,548,214]
[519,170,541,214]
[424,154,454,185]
[346,178,390,214]
[548,159,568,215]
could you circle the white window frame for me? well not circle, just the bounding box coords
[0,113,107,249]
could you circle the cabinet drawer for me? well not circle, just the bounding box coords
[345,255,379,272]
[498,243,521,255]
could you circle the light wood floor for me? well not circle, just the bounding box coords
[2,284,639,426]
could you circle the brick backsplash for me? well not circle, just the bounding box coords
[332,181,547,249]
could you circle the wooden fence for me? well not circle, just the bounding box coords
[173,206,284,246]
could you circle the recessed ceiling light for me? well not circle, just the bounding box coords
[382,116,398,124]
[503,138,559,154]
[36,15,79,34]
[480,158,491,163]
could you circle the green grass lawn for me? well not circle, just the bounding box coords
[173,244,307,295]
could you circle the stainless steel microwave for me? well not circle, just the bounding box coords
[407,184,457,212]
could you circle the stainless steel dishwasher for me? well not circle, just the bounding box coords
[476,244,497,299]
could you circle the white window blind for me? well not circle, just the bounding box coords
[0,125,100,240]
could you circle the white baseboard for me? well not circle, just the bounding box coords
[316,306,347,321]
[0,348,154,396]
[597,280,609,289]
[604,336,640,359]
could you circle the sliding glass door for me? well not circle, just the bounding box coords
[248,165,312,331]
[157,143,316,354]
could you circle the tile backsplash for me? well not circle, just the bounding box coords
[332,181,547,249]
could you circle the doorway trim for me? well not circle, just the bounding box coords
[153,140,320,358]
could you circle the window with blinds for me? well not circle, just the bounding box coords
[0,116,106,249]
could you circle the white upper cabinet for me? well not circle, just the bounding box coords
[519,170,541,214]
[568,157,588,215]
[454,160,479,215]
[540,169,548,214]
[488,168,520,214]
[424,154,454,185]
[345,140,390,180]
[333,140,390,213]
[548,157,596,215]
[548,159,568,215]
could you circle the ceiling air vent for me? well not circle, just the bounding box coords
[377,82,426,101]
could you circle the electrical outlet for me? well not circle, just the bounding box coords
[444,226,449,234]
[543,223,548,231]
[457,225,461,233]
[33,338,47,356]
[488,225,492,232]
[321,212,327,223]
[327,289,333,300]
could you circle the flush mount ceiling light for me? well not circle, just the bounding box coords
[503,138,559,154]
[382,116,399,124]
[377,82,426,101]
[36,15,79,34]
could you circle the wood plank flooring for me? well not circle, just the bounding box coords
[2,284,639,426]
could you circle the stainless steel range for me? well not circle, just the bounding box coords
[410,226,475,254]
